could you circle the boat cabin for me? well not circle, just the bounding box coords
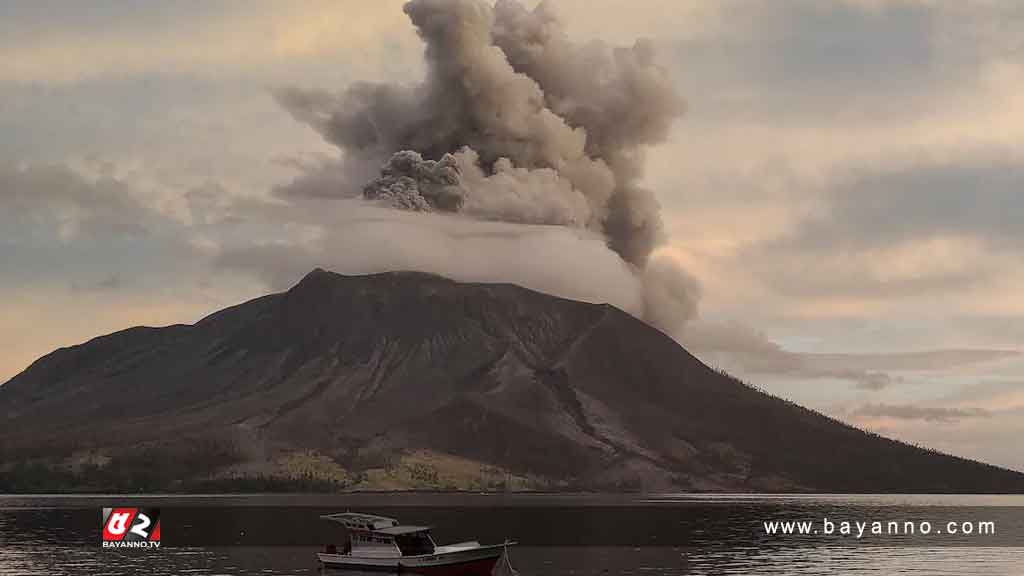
[321,512,437,557]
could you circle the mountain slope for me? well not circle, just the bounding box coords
[1,268,1022,492]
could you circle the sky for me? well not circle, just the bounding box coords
[1,0,1022,471]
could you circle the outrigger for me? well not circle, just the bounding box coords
[318,512,515,575]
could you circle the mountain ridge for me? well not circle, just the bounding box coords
[2,268,1023,493]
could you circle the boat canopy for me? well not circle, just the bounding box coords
[376,525,432,535]
[320,512,400,531]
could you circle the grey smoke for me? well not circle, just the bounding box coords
[362,148,594,226]
[276,0,694,332]
[642,257,702,332]
[363,150,464,212]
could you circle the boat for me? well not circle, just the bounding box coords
[317,512,515,575]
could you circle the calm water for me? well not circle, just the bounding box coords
[1,494,1023,575]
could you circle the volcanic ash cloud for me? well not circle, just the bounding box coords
[276,0,698,334]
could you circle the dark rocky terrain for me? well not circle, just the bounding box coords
[2,268,1023,493]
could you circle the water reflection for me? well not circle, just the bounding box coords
[1,544,1023,575]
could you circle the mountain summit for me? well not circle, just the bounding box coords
[2,269,1022,492]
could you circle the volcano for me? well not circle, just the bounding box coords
[1,269,1022,493]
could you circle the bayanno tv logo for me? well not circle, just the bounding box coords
[101,508,161,549]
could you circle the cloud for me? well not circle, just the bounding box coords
[680,320,1019,391]
[0,160,224,302]
[0,0,418,84]
[780,159,1024,252]
[850,403,991,423]
[70,273,122,293]
[658,0,1023,127]
[0,160,271,382]
[678,0,938,102]
[717,155,1024,321]
[214,198,648,317]
[0,159,249,301]
[0,161,154,240]
[940,379,1024,413]
[802,350,1021,373]
[876,405,1024,472]
[635,0,1024,331]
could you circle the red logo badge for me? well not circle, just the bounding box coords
[101,507,161,548]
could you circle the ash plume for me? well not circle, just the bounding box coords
[362,150,464,212]
[275,0,696,334]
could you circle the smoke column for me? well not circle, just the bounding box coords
[275,0,698,333]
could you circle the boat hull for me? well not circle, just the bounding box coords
[319,544,505,575]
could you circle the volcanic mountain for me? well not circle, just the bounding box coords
[1,269,1022,492]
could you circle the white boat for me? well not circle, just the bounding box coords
[317,512,515,575]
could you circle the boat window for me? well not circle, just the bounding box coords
[394,532,434,556]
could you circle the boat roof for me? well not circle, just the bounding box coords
[320,512,400,531]
[376,525,432,535]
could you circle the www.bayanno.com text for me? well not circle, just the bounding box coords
[763,518,996,539]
